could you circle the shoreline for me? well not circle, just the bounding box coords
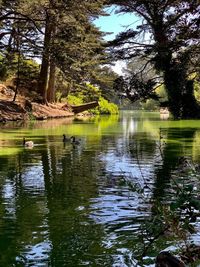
[0,99,75,123]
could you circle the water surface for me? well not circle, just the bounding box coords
[1,111,200,266]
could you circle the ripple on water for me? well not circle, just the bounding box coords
[21,164,46,195]
[89,189,151,227]
[16,241,52,266]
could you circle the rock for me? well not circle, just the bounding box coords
[37,116,47,120]
[156,251,186,267]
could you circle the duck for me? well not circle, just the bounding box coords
[23,137,34,148]
[63,134,71,142]
[70,136,80,145]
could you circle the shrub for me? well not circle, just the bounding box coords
[64,82,119,115]
[66,94,83,105]
[66,94,118,115]
[91,97,119,115]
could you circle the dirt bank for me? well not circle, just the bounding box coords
[0,84,74,122]
[0,99,74,122]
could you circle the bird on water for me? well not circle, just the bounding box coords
[63,134,71,142]
[23,138,34,148]
[70,136,80,145]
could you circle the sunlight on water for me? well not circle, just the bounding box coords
[21,165,45,193]
[16,241,52,266]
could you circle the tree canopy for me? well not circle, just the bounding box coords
[0,0,109,103]
[106,0,200,118]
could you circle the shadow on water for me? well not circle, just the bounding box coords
[153,127,197,201]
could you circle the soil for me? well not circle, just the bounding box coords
[0,84,74,122]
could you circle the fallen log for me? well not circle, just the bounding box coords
[63,101,99,114]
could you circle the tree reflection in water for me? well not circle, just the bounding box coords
[0,113,200,266]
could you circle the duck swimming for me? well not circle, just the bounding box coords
[63,134,70,142]
[70,136,80,145]
[23,138,34,147]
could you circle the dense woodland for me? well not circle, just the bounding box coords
[0,0,200,118]
[0,0,119,115]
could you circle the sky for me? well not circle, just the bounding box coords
[94,8,141,74]
[94,8,140,41]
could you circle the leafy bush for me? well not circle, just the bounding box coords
[66,94,118,115]
[194,80,200,102]
[91,97,119,115]
[64,82,119,115]
[82,83,101,102]
[65,94,83,105]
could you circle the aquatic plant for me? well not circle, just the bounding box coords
[119,134,200,266]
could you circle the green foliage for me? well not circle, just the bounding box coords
[194,80,200,102]
[107,0,200,118]
[66,94,83,105]
[141,85,168,110]
[119,148,200,264]
[141,99,158,111]
[0,54,39,91]
[83,83,119,114]
[88,97,118,115]
[90,66,119,101]
[66,82,118,114]
[0,0,107,102]
[157,84,168,102]
[142,79,200,112]
[66,93,118,115]
[17,58,40,89]
[81,83,101,102]
[97,97,119,115]
[132,181,200,263]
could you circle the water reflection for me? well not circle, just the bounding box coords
[0,112,200,266]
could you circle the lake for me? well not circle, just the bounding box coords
[1,111,200,266]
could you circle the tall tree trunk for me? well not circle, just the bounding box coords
[13,53,20,102]
[38,14,52,104]
[164,63,200,119]
[153,24,200,119]
[47,59,56,102]
[13,22,20,102]
[46,21,56,103]
[181,79,200,118]
[164,65,183,119]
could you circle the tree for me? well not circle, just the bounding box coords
[106,0,200,118]
[0,0,107,104]
[0,0,45,100]
[89,65,119,101]
[51,0,107,101]
[38,0,107,104]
